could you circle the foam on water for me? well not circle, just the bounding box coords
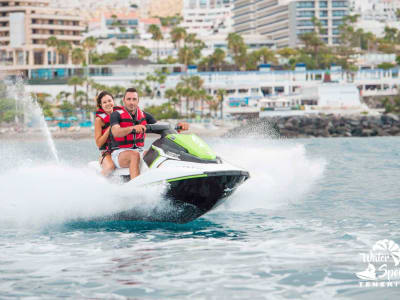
[0,137,325,228]
[213,138,326,211]
[0,163,170,228]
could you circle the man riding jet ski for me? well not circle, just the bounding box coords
[90,88,249,223]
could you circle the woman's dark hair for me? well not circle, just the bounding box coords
[96,91,114,109]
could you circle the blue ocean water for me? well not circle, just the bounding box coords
[0,136,399,299]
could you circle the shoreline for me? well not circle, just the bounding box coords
[0,122,238,140]
[2,114,400,140]
[225,114,400,138]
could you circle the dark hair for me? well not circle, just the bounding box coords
[123,87,138,99]
[96,91,114,109]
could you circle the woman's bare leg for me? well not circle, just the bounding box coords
[100,154,115,177]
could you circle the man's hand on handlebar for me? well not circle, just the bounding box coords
[132,125,147,133]
[177,122,189,133]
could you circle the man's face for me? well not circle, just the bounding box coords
[123,91,139,113]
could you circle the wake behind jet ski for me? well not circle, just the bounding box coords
[89,123,249,223]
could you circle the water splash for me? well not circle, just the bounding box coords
[0,164,171,228]
[7,77,59,162]
[213,138,326,211]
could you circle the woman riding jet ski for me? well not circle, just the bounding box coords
[89,123,250,223]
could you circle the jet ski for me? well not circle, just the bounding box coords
[89,123,249,223]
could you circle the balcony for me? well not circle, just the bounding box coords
[30,34,82,41]
[30,24,85,31]
[30,13,82,21]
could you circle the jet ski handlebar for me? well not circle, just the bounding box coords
[145,123,178,137]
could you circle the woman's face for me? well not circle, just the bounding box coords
[100,95,114,113]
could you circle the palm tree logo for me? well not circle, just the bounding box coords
[372,239,400,266]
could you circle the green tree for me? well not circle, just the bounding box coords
[115,45,131,60]
[72,47,85,65]
[227,33,247,70]
[133,45,152,59]
[145,102,179,119]
[170,27,187,50]
[178,46,196,67]
[211,48,226,71]
[32,93,53,117]
[56,40,72,64]
[82,36,97,64]
[0,98,18,123]
[148,24,163,61]
[59,100,75,118]
[216,89,226,119]
[67,76,85,105]
[378,62,395,70]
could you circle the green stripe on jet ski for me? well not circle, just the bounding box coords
[149,145,162,168]
[167,174,208,182]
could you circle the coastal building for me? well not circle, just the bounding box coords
[350,0,400,38]
[87,12,163,41]
[201,33,276,59]
[181,0,234,35]
[233,0,350,48]
[299,83,361,108]
[0,0,85,78]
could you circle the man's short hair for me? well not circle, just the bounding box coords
[123,88,138,99]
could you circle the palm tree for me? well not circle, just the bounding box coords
[197,89,207,118]
[184,33,197,46]
[72,48,85,65]
[216,89,226,119]
[227,33,247,70]
[148,24,163,61]
[68,76,85,106]
[46,36,58,64]
[133,45,152,59]
[165,88,179,112]
[170,27,187,50]
[56,40,72,64]
[211,48,226,71]
[178,46,195,68]
[182,87,194,117]
[256,48,277,64]
[206,95,219,117]
[82,36,97,65]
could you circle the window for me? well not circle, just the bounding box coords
[333,19,343,26]
[298,20,314,26]
[332,1,347,8]
[297,28,313,34]
[319,1,327,8]
[296,1,314,8]
[297,10,314,18]
[332,10,346,17]
[320,19,328,26]
[320,10,328,17]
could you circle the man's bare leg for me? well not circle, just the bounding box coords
[118,150,140,180]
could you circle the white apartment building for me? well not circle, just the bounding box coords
[201,33,276,59]
[233,0,350,48]
[350,0,400,37]
[0,0,84,78]
[181,0,234,35]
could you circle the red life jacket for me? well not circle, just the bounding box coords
[95,106,123,150]
[112,106,147,149]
